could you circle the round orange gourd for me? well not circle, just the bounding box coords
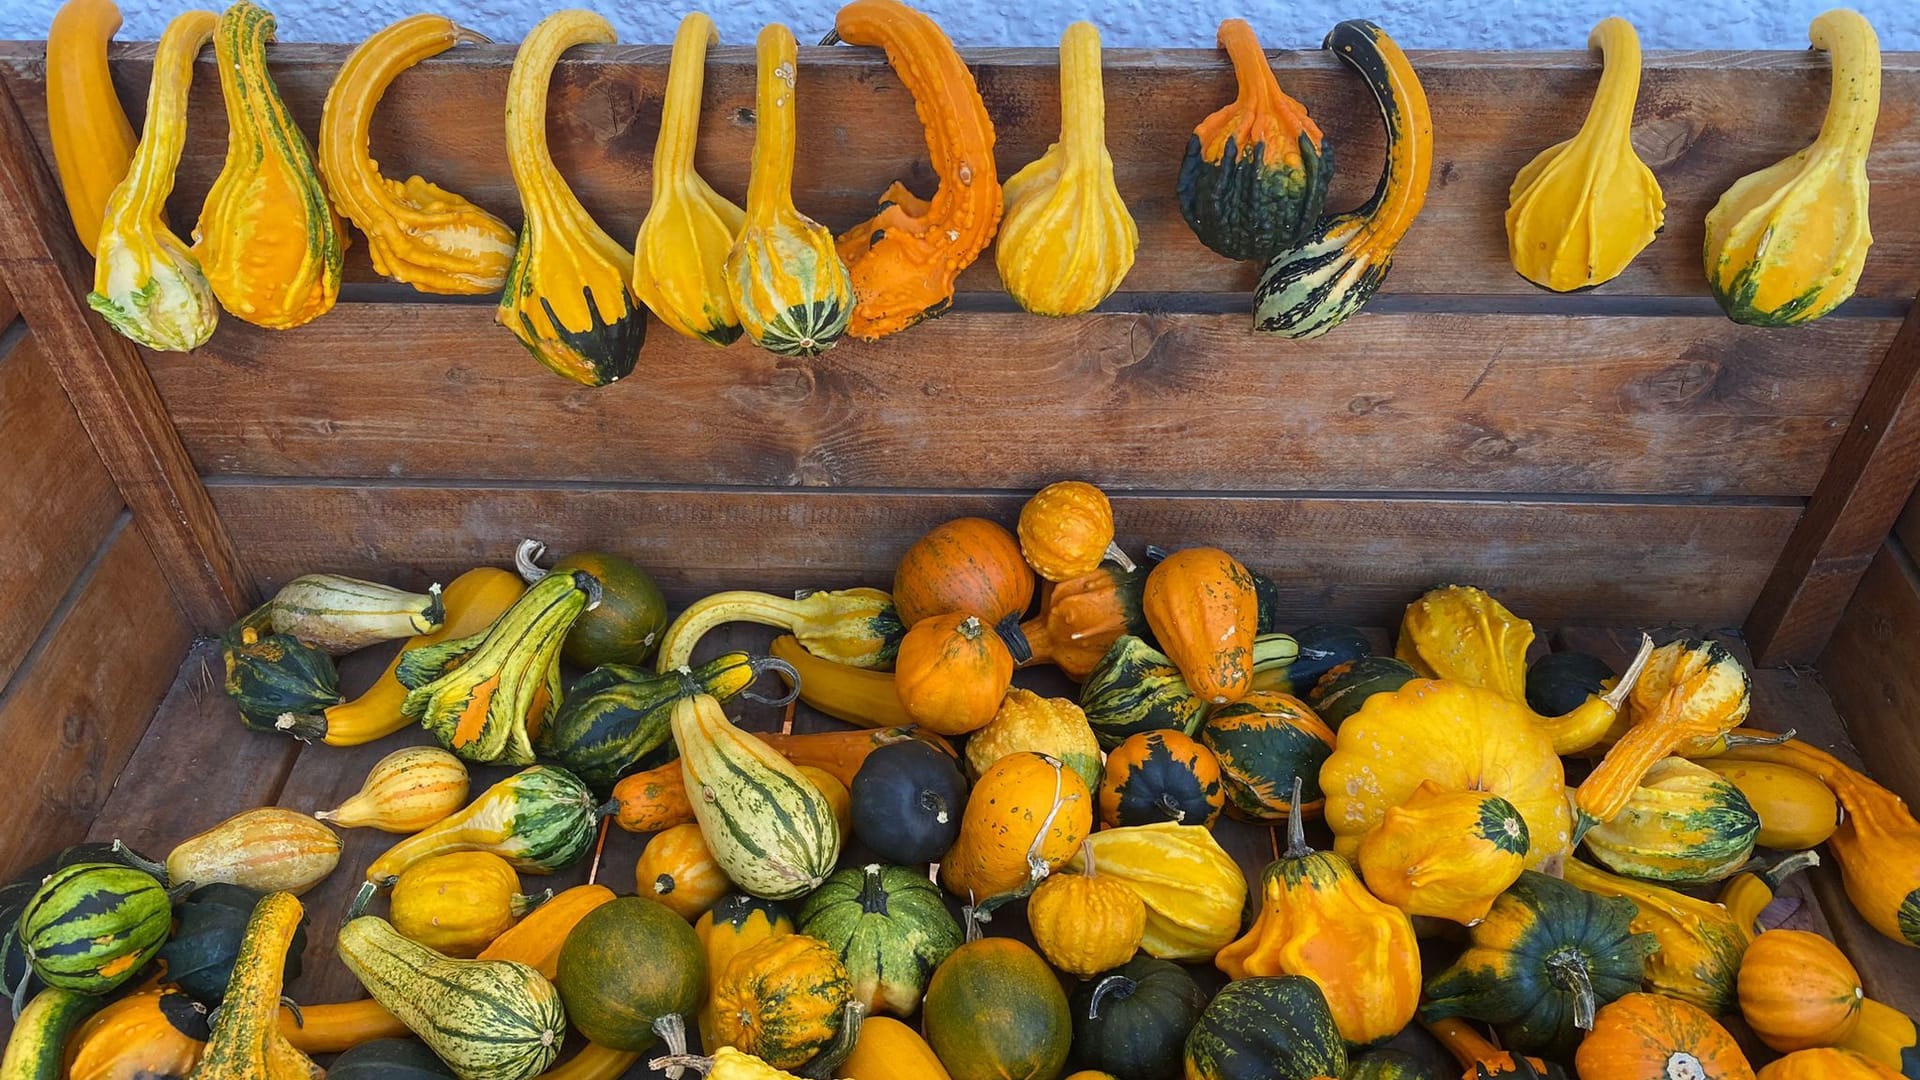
[1574,992,1754,1080]
[940,751,1093,903]
[637,823,731,921]
[711,933,853,1069]
[1142,547,1258,706]
[1757,1048,1904,1080]
[893,517,1035,631]
[1027,841,1146,977]
[893,613,1015,735]
[1018,481,1131,582]
[1737,929,1864,1052]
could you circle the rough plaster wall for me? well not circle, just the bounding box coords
[1,0,1915,48]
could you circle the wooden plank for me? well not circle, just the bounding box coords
[0,330,123,687]
[0,273,15,333]
[148,305,1891,498]
[1748,303,1920,665]
[207,483,1800,628]
[1818,541,1920,809]
[1896,489,1920,556]
[3,45,1918,303]
[0,522,192,878]
[0,80,249,631]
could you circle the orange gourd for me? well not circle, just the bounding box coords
[47,0,136,249]
[1573,993,1754,1080]
[1142,547,1258,706]
[637,824,732,921]
[893,517,1036,635]
[1757,1048,1903,1080]
[940,751,1092,904]
[1355,782,1529,926]
[477,883,617,979]
[1737,930,1864,1052]
[1026,840,1146,977]
[1017,564,1148,681]
[1424,1017,1554,1078]
[1017,482,1134,583]
[893,613,1015,735]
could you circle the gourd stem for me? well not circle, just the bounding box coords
[995,613,1034,665]
[515,539,552,583]
[1080,838,1098,880]
[111,839,172,885]
[349,880,378,918]
[1545,948,1598,1031]
[1216,19,1286,129]
[1087,974,1135,1020]
[1156,792,1188,823]
[1103,542,1137,573]
[1578,17,1643,146]
[745,24,801,223]
[1760,848,1821,890]
[1283,775,1312,858]
[1720,727,1795,749]
[1809,10,1881,158]
[742,656,803,706]
[653,1013,690,1079]
[858,863,889,915]
[510,888,553,918]
[118,11,216,227]
[1600,633,1656,710]
[649,1056,714,1076]
[1056,22,1106,162]
[655,14,717,192]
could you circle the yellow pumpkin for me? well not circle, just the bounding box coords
[1027,841,1146,978]
[637,824,732,921]
[389,850,549,957]
[940,752,1092,904]
[1355,781,1529,925]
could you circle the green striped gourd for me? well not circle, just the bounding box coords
[18,863,175,993]
[337,915,566,1080]
[797,863,964,1017]
[1582,757,1761,884]
[1183,975,1349,1080]
[267,573,445,654]
[0,987,104,1077]
[536,652,774,791]
[672,692,841,899]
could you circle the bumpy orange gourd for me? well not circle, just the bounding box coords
[940,752,1092,903]
[1574,993,1753,1080]
[637,823,732,921]
[46,0,136,248]
[1737,930,1865,1052]
[893,614,1015,735]
[828,0,1001,340]
[66,988,209,1080]
[1026,840,1146,977]
[1356,781,1529,925]
[1142,547,1258,706]
[1018,481,1133,582]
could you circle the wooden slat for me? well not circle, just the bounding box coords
[0,522,192,878]
[205,483,1800,627]
[0,79,250,631]
[1748,302,1920,665]
[0,273,15,333]
[1818,541,1920,809]
[1896,489,1920,556]
[148,306,1892,497]
[3,45,1918,303]
[0,330,122,687]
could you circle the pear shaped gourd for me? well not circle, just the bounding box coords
[1704,9,1878,326]
[1506,17,1665,291]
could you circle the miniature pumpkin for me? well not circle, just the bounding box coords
[828,0,1001,340]
[893,614,1016,735]
[1098,729,1226,828]
[1142,547,1258,706]
[1737,930,1865,1052]
[1573,993,1753,1080]
[1069,824,1247,962]
[1018,563,1149,682]
[1069,955,1205,1080]
[940,752,1092,904]
[849,741,968,866]
[1200,690,1336,822]
[1079,635,1206,750]
[797,863,962,1018]
[1356,782,1529,926]
[65,988,209,1080]
[712,934,853,1069]
[1018,482,1133,583]
[923,934,1071,1080]
[1582,757,1760,884]
[893,518,1036,633]
[1183,975,1348,1080]
[638,824,732,921]
[695,895,795,1055]
[1028,841,1147,978]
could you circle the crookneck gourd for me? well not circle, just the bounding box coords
[1505,17,1664,291]
[1704,9,1879,326]
[727,22,855,356]
[996,23,1137,316]
[658,589,903,674]
[1254,20,1432,339]
[194,0,347,330]
[1178,18,1329,262]
[498,9,645,385]
[827,0,1002,339]
[88,9,221,352]
[319,15,516,294]
[633,12,745,345]
[47,0,136,249]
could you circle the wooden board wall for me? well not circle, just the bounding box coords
[1821,486,1920,808]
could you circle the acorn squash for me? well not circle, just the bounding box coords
[158,883,306,1006]
[1098,728,1226,828]
[1183,975,1348,1080]
[797,863,962,1017]
[194,892,324,1080]
[515,542,670,670]
[1307,654,1417,727]
[848,740,968,866]
[1069,955,1205,1080]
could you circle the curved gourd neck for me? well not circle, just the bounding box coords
[1056,22,1106,161]
[655,13,718,192]
[214,1,282,164]
[1810,9,1881,159]
[1217,19,1285,127]
[507,12,616,229]
[746,23,801,223]
[327,16,476,191]
[1579,17,1643,146]
[121,10,217,221]
[1335,22,1433,240]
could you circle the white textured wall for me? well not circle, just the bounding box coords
[1,0,1915,49]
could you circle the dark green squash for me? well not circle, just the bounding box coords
[2,841,159,1009]
[1070,954,1206,1080]
[1525,652,1616,721]
[218,607,342,740]
[1281,624,1373,695]
[1079,635,1205,750]
[1100,729,1226,828]
[17,863,175,994]
[797,863,963,1018]
[157,883,307,1005]
[537,652,767,791]
[556,896,705,1052]
[1348,1048,1446,1080]
[1422,870,1657,1060]
[1199,691,1336,822]
[329,1037,457,1078]
[1183,975,1349,1080]
[924,936,1071,1080]
[1308,655,1418,727]
[849,741,968,866]
[516,542,669,668]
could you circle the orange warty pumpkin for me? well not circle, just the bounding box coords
[940,751,1092,903]
[1574,993,1754,1080]
[1018,481,1133,583]
[893,517,1035,638]
[893,613,1016,735]
[1142,547,1258,706]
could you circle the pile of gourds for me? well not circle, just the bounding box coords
[46,0,1883,374]
[7,478,1920,1080]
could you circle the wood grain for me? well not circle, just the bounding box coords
[1897,489,1920,556]
[0,80,250,632]
[0,331,123,687]
[147,305,1891,498]
[0,273,15,334]
[0,522,191,878]
[1819,541,1920,809]
[1,45,1916,303]
[1748,302,1920,665]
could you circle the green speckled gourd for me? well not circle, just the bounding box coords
[1583,757,1761,884]
[1079,635,1205,749]
[536,652,767,791]
[797,863,963,1017]
[18,863,174,993]
[219,607,343,741]
[1183,975,1348,1080]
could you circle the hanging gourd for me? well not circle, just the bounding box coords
[319,15,516,294]
[996,23,1137,315]
[87,9,220,352]
[194,0,347,330]
[727,22,855,356]
[827,0,1002,339]
[46,0,136,248]
[1704,10,1879,326]
[497,10,645,385]
[633,13,745,345]
[1505,18,1664,291]
[1254,20,1432,339]
[1177,18,1329,262]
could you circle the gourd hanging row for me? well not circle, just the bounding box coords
[46,1,1884,375]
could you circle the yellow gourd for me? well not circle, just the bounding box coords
[193,0,346,330]
[995,22,1137,315]
[1027,841,1146,977]
[650,1047,813,1080]
[1355,781,1529,926]
[317,744,470,833]
[191,893,324,1080]
[1505,17,1664,291]
[1698,759,1841,850]
[87,9,221,353]
[726,23,855,356]
[497,9,645,386]
[318,15,516,294]
[1704,9,1879,326]
[632,13,745,345]
[46,0,136,249]
[390,850,550,957]
[1068,823,1246,962]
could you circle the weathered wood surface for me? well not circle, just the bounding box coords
[0,522,191,878]
[1748,302,1920,665]
[1899,491,1920,556]
[1,44,1917,304]
[0,273,15,333]
[0,331,123,687]
[204,482,1802,627]
[147,305,1892,497]
[1820,541,1920,809]
[0,80,250,631]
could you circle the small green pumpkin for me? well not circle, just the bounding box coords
[18,863,175,994]
[1582,757,1761,885]
[925,936,1072,1080]
[1199,691,1337,821]
[157,883,307,1005]
[797,863,963,1018]
[1307,655,1418,727]
[1,841,160,1009]
[329,1038,457,1079]
[1069,954,1206,1080]
[1183,975,1349,1080]
[555,896,705,1052]
[1079,636,1205,749]
[516,543,669,669]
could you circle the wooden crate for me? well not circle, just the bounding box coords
[1,33,1917,1076]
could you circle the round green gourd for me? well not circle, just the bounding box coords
[797,863,962,1018]
[329,1038,457,1079]
[1307,655,1417,727]
[18,863,174,993]
[1183,975,1348,1080]
[1069,954,1206,1080]
[924,937,1071,1080]
[1,841,159,1008]
[555,896,705,1051]
[1347,1047,1446,1080]
[157,883,307,1005]
[543,551,668,669]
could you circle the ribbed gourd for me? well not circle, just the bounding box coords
[1505,18,1664,291]
[1254,21,1432,339]
[87,9,219,352]
[1581,757,1761,885]
[728,23,854,356]
[996,23,1136,316]
[498,10,645,385]
[633,13,744,345]
[1356,782,1530,926]
[1704,10,1879,326]
[319,15,516,294]
[194,0,346,330]
[46,0,136,248]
